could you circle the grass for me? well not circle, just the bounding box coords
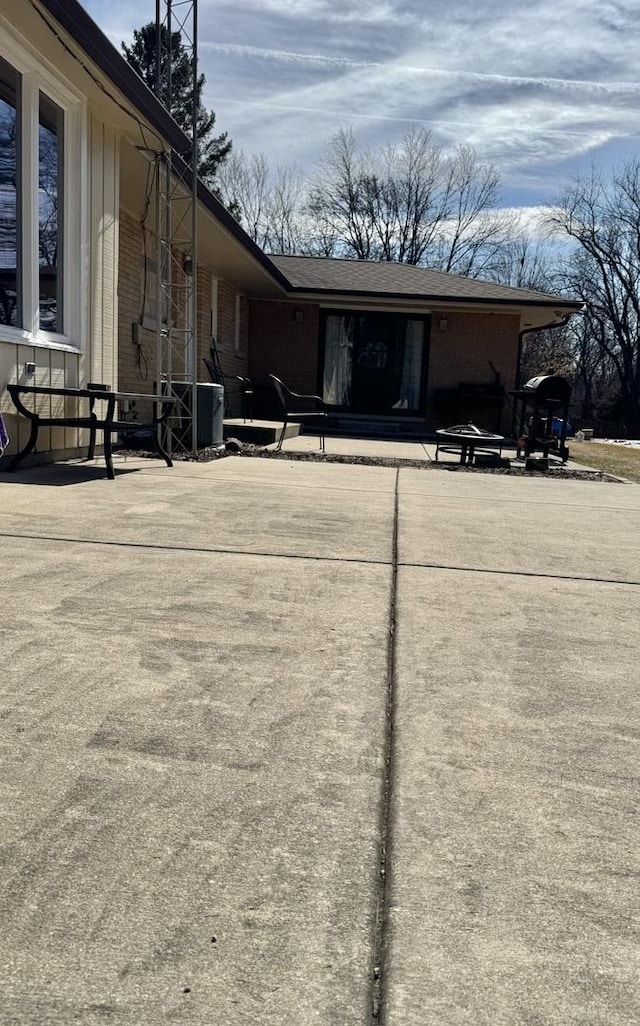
[568,439,640,483]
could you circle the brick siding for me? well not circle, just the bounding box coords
[427,310,520,430]
[118,210,249,419]
[248,300,320,416]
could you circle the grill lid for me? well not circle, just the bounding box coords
[521,375,571,404]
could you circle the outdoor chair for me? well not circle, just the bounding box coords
[269,374,326,452]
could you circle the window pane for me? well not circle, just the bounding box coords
[0,57,20,328]
[39,93,63,332]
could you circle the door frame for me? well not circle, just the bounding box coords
[318,309,431,415]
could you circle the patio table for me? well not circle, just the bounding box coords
[5,384,175,479]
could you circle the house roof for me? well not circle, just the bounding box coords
[268,255,581,310]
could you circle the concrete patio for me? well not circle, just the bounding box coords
[1,454,639,1025]
[268,431,603,474]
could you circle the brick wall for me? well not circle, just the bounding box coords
[118,210,249,419]
[118,212,154,399]
[427,310,520,430]
[118,221,520,430]
[248,300,320,415]
[246,301,519,424]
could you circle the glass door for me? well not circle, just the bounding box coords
[322,312,427,414]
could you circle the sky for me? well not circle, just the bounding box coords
[84,0,640,217]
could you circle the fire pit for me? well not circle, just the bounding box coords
[435,422,505,465]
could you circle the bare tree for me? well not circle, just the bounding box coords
[218,151,310,253]
[308,127,446,263]
[266,164,308,255]
[435,146,515,276]
[565,307,619,424]
[547,161,640,430]
[307,128,377,260]
[519,321,576,384]
[487,232,554,291]
[217,151,271,247]
[307,128,512,274]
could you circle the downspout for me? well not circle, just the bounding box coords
[515,312,576,389]
[512,312,577,437]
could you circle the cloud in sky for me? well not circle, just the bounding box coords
[85,0,640,209]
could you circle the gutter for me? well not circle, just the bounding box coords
[285,285,583,311]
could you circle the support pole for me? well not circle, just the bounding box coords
[154,0,199,458]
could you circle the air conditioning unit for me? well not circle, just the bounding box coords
[157,382,225,450]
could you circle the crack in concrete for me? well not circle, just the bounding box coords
[0,531,390,567]
[398,560,640,588]
[370,468,399,1023]
[2,532,638,588]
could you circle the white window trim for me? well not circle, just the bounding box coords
[0,23,88,352]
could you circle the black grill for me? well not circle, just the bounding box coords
[510,375,571,461]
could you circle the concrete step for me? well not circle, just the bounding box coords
[326,417,430,440]
[223,419,301,445]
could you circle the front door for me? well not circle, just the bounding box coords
[322,312,428,414]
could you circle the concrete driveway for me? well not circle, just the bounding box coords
[1,456,638,1025]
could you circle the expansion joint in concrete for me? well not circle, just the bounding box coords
[370,469,399,1023]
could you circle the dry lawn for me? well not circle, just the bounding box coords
[568,439,640,483]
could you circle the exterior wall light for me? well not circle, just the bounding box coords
[439,316,448,331]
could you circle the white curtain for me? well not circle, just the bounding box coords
[323,315,353,405]
[395,319,424,409]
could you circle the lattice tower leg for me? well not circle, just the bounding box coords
[154,0,199,457]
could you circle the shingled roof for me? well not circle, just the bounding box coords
[268,254,581,309]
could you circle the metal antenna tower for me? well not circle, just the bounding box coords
[154,0,199,457]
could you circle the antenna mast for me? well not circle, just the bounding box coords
[154,0,199,457]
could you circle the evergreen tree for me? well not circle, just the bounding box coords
[122,22,231,191]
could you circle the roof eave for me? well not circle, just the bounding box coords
[165,154,293,292]
[38,0,191,153]
[283,285,583,310]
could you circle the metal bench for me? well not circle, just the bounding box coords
[5,384,175,479]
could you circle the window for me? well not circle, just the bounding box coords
[0,43,83,346]
[38,93,64,333]
[0,56,19,328]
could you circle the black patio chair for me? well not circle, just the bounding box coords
[269,374,326,452]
